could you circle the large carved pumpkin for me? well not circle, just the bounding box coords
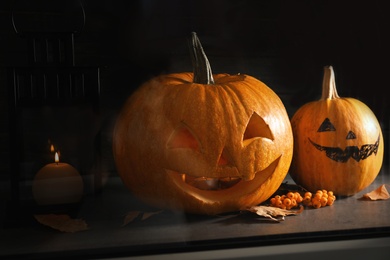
[113,33,293,215]
[289,66,384,196]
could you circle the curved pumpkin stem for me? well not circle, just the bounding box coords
[321,65,340,100]
[189,32,215,84]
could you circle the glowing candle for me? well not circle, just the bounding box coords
[32,152,83,205]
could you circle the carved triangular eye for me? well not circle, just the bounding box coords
[167,125,200,151]
[346,131,356,139]
[243,112,274,142]
[318,118,336,132]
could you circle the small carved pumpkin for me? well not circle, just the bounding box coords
[289,66,384,196]
[113,33,293,215]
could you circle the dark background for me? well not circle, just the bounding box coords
[0,1,389,258]
[0,0,389,206]
[1,0,389,110]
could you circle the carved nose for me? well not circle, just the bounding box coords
[346,131,356,140]
[217,148,234,166]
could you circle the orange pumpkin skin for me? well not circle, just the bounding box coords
[113,72,293,215]
[289,66,384,196]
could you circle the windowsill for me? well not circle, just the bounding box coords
[1,167,389,259]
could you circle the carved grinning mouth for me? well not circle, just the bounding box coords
[181,175,241,190]
[168,156,281,191]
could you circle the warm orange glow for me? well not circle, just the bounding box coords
[55,152,59,163]
[50,144,55,153]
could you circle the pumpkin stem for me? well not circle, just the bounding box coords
[321,65,340,100]
[189,32,215,84]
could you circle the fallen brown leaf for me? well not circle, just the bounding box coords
[141,210,164,221]
[122,211,142,226]
[361,184,390,201]
[34,214,89,233]
[122,210,164,226]
[246,205,304,222]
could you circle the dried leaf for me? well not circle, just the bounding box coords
[34,214,89,233]
[122,211,142,226]
[361,184,390,201]
[141,210,163,221]
[122,210,164,226]
[246,205,304,222]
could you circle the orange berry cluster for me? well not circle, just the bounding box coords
[269,190,336,209]
[302,190,336,208]
[270,191,302,210]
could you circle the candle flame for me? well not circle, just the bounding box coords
[55,152,59,163]
[50,144,55,153]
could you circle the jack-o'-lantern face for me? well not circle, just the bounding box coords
[309,118,380,163]
[113,73,293,215]
[165,111,279,191]
[113,33,293,215]
[289,66,384,196]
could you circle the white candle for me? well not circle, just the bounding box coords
[32,152,83,205]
